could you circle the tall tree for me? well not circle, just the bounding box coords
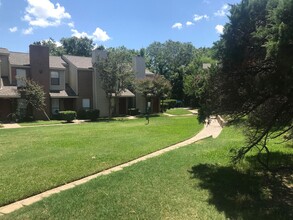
[145,40,195,100]
[33,38,64,56]
[183,47,216,107]
[60,37,94,57]
[201,0,293,167]
[94,47,134,119]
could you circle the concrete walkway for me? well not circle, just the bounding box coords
[0,123,21,129]
[163,108,198,117]
[0,120,86,129]
[0,118,222,215]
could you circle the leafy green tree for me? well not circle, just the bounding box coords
[183,47,216,107]
[94,47,134,119]
[19,79,50,120]
[33,38,64,56]
[201,0,293,168]
[136,75,171,112]
[145,40,195,100]
[60,37,94,57]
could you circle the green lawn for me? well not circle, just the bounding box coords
[0,116,202,206]
[19,120,65,127]
[166,108,192,115]
[2,126,292,219]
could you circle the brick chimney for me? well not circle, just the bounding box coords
[29,45,50,119]
[132,56,145,79]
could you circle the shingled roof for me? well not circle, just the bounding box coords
[49,84,77,98]
[0,86,20,98]
[49,56,66,70]
[62,55,92,70]
[9,52,66,69]
[0,48,9,55]
[9,52,30,66]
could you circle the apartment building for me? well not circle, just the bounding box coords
[0,45,159,121]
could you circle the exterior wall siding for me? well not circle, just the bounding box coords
[11,67,31,86]
[50,70,65,91]
[76,70,93,110]
[68,63,78,94]
[92,49,109,117]
[0,55,9,77]
[0,99,17,121]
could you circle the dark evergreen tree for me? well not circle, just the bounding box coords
[200,0,293,167]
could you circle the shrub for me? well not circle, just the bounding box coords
[175,100,184,107]
[128,108,139,116]
[59,111,76,122]
[77,110,87,120]
[164,99,177,109]
[77,109,100,121]
[87,109,100,121]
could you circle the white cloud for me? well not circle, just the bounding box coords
[23,27,33,35]
[203,0,210,4]
[186,21,194,26]
[215,25,224,34]
[214,4,231,17]
[194,14,209,22]
[71,29,91,38]
[68,22,74,28]
[71,27,111,42]
[93,27,111,42]
[9,26,18,32]
[24,0,71,28]
[42,39,62,47]
[172,22,183,29]
[55,41,62,47]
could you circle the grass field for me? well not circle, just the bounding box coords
[1,125,292,219]
[0,116,202,206]
[166,108,192,115]
[19,120,65,127]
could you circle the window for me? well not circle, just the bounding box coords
[51,71,60,85]
[51,99,59,115]
[16,69,26,87]
[82,99,90,109]
[17,99,27,118]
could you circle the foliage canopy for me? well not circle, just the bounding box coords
[200,0,293,167]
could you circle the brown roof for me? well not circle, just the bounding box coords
[49,56,66,70]
[49,84,77,98]
[62,55,92,69]
[112,89,135,97]
[145,70,156,79]
[9,52,66,69]
[9,52,30,66]
[0,86,20,98]
[0,48,9,55]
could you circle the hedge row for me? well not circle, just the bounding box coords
[59,111,76,122]
[77,109,100,121]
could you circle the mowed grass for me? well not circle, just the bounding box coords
[0,116,202,206]
[19,120,65,127]
[166,108,192,115]
[2,126,292,219]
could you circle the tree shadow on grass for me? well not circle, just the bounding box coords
[189,154,293,219]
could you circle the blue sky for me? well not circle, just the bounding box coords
[0,0,241,53]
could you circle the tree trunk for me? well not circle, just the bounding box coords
[41,107,50,121]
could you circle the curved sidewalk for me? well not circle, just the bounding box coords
[0,118,222,215]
